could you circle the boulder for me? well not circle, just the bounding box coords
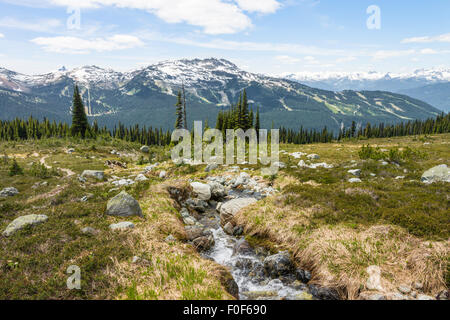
[109,222,135,231]
[81,227,99,236]
[295,269,312,283]
[106,191,143,217]
[0,187,19,198]
[190,182,212,201]
[308,285,340,300]
[349,178,362,183]
[307,154,320,160]
[421,164,450,184]
[366,265,383,291]
[140,146,150,153]
[185,225,211,241]
[208,181,227,200]
[81,170,104,180]
[220,198,257,226]
[185,198,209,213]
[2,214,48,237]
[263,251,294,278]
[223,222,234,235]
[159,171,167,179]
[135,174,149,182]
[348,169,361,177]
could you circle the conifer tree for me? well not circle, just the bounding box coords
[70,85,89,138]
[175,91,184,129]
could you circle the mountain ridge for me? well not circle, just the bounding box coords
[0,58,442,131]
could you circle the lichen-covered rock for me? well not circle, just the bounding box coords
[2,214,48,237]
[220,198,257,226]
[208,181,227,200]
[106,191,143,217]
[263,251,294,278]
[109,221,135,230]
[421,164,450,184]
[190,182,211,201]
[185,198,209,213]
[0,187,19,198]
[81,170,104,180]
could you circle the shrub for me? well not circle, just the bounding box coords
[8,159,23,176]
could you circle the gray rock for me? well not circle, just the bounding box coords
[106,191,143,217]
[0,187,19,197]
[208,181,227,200]
[348,178,362,183]
[185,226,210,241]
[220,197,257,226]
[185,198,209,213]
[140,146,150,153]
[436,290,449,300]
[159,170,167,179]
[2,214,48,237]
[295,269,312,283]
[183,216,196,225]
[190,182,212,201]
[421,164,450,184]
[263,251,293,278]
[348,169,361,177]
[165,235,176,243]
[366,265,383,291]
[180,208,190,218]
[307,154,320,160]
[359,292,386,300]
[81,170,104,180]
[398,284,412,295]
[223,222,234,235]
[81,227,99,235]
[109,222,135,230]
[135,174,149,182]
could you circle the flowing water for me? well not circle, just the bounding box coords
[199,191,312,300]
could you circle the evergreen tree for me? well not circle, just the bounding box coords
[70,85,89,138]
[175,91,184,129]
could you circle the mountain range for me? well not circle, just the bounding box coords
[283,68,450,112]
[0,58,442,132]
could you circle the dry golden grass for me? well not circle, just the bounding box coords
[234,191,449,300]
[107,180,235,300]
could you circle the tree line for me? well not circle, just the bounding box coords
[0,86,449,145]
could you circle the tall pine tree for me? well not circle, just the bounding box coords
[70,85,89,138]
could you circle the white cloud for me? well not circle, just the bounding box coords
[0,17,62,33]
[402,33,450,44]
[30,34,144,54]
[235,0,281,13]
[274,55,301,64]
[0,33,4,38]
[43,0,283,34]
[372,49,415,60]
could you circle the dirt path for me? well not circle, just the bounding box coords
[40,155,76,177]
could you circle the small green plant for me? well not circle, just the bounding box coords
[358,145,385,161]
[29,163,60,178]
[8,159,23,176]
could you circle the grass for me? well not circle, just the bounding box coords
[233,133,449,299]
[0,138,233,300]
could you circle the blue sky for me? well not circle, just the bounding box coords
[0,0,449,75]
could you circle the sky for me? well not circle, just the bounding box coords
[0,0,449,75]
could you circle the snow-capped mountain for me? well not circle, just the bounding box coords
[282,68,450,112]
[0,58,442,130]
